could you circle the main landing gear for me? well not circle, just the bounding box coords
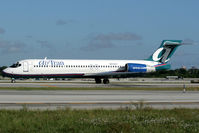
[95,78,102,84]
[95,78,109,84]
[103,78,109,84]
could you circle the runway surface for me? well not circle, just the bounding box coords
[0,90,199,110]
[0,81,199,88]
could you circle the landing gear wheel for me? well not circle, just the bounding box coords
[95,78,102,84]
[11,78,16,83]
[103,79,109,84]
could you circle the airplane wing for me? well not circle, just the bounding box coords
[84,71,144,78]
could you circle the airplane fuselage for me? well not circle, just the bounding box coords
[3,59,159,79]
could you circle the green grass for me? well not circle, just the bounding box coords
[0,108,199,133]
[0,87,199,91]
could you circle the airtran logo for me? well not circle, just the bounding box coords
[152,48,171,63]
[152,47,164,61]
[39,60,64,66]
[152,41,177,62]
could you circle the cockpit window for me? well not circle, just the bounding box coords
[10,62,21,68]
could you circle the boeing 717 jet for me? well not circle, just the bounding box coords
[2,40,182,84]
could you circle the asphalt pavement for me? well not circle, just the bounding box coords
[0,90,198,110]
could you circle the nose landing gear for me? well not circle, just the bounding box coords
[11,78,16,83]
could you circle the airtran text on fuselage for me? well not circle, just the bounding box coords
[38,60,64,66]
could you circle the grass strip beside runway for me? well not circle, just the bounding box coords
[0,87,199,90]
[0,108,198,133]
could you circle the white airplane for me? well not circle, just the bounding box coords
[2,40,182,84]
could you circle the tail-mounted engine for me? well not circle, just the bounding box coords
[125,63,155,73]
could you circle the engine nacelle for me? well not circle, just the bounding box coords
[125,63,155,73]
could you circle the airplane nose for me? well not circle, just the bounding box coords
[2,68,8,77]
[2,69,6,77]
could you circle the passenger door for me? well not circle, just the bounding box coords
[23,61,29,72]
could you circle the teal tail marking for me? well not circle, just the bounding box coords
[154,63,171,71]
[146,40,182,63]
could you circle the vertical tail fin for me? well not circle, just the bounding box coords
[147,40,182,63]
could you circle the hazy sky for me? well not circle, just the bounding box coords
[0,0,199,68]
